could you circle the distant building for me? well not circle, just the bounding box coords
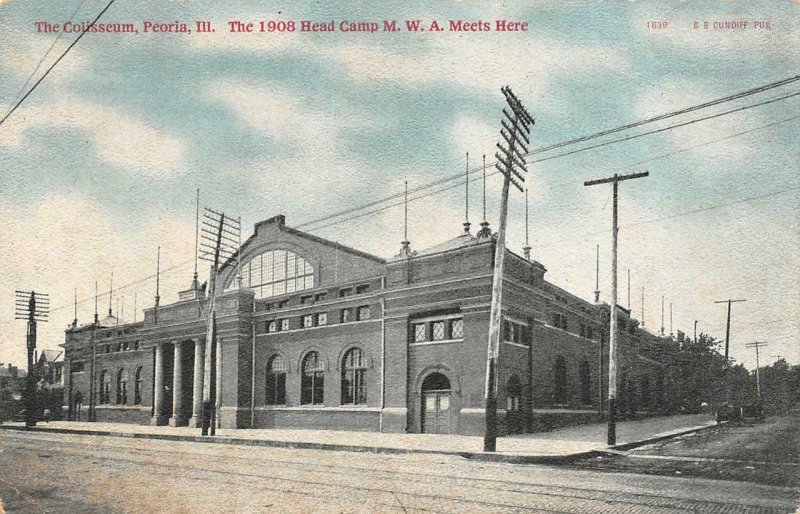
[37,349,65,419]
[63,215,680,435]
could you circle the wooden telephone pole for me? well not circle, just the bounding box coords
[584,171,649,446]
[714,299,746,363]
[199,207,240,436]
[15,290,49,427]
[483,86,533,452]
[745,341,768,401]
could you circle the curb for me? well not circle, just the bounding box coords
[0,424,594,464]
[0,422,717,465]
[607,422,719,453]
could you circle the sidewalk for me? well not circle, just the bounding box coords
[0,413,716,464]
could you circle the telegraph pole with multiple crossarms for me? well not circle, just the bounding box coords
[199,207,240,436]
[583,171,649,446]
[15,290,49,427]
[484,86,534,452]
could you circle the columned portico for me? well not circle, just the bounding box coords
[188,338,204,427]
[168,341,186,426]
[150,343,168,425]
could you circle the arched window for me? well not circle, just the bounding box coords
[116,369,128,405]
[301,351,324,405]
[266,355,287,405]
[134,367,143,405]
[506,375,522,411]
[237,249,314,299]
[341,348,367,405]
[99,370,111,404]
[553,355,567,404]
[579,360,591,405]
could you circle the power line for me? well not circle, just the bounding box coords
[530,74,800,155]
[41,102,800,317]
[46,112,799,316]
[305,112,800,233]
[2,0,88,119]
[300,88,800,232]
[0,0,116,128]
[527,90,800,165]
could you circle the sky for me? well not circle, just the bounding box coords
[0,1,798,371]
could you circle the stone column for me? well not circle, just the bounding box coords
[188,339,205,427]
[169,342,184,426]
[150,343,166,425]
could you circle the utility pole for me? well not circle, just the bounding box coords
[714,299,746,363]
[694,320,698,344]
[660,295,665,337]
[484,86,533,452]
[199,207,240,436]
[15,290,49,427]
[584,171,649,446]
[745,341,767,402]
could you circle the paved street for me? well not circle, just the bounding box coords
[0,430,796,513]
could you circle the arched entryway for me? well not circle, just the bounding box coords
[420,372,451,434]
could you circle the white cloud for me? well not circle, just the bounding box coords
[0,97,186,176]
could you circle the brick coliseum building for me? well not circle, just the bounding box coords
[63,214,680,435]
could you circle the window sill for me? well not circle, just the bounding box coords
[409,338,463,347]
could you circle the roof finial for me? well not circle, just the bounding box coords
[72,288,78,327]
[523,187,531,260]
[477,154,492,238]
[192,188,200,294]
[594,244,600,303]
[398,181,412,257]
[463,152,471,235]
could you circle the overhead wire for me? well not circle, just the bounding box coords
[1,0,88,120]
[298,86,800,232]
[0,0,116,128]
[52,109,800,316]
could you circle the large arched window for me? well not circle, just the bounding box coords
[238,249,314,299]
[301,351,324,405]
[99,370,111,404]
[266,355,287,405]
[133,366,143,405]
[579,360,591,405]
[116,369,128,405]
[553,355,567,404]
[341,348,367,405]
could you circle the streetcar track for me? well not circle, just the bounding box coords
[2,433,789,513]
[2,440,570,514]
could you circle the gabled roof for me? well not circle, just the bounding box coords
[39,350,63,364]
[221,214,385,274]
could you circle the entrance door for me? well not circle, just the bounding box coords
[420,372,452,434]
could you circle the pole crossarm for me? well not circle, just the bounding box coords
[584,171,650,187]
